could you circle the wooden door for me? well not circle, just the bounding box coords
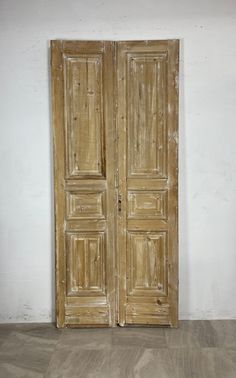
[117,40,179,327]
[51,41,116,327]
[51,39,179,328]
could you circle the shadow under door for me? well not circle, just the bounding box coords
[51,40,179,328]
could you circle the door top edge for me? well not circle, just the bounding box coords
[50,39,180,43]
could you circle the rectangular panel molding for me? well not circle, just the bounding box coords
[128,190,167,220]
[64,54,105,178]
[127,53,167,178]
[66,232,105,296]
[51,39,179,328]
[127,231,168,297]
[66,191,106,219]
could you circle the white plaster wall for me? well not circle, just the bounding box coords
[0,0,236,322]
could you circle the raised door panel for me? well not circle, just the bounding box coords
[66,191,106,219]
[128,190,167,219]
[66,232,105,296]
[64,55,105,177]
[127,53,167,178]
[51,41,116,327]
[117,40,179,327]
[127,232,167,296]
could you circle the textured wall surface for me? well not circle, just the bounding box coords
[0,0,236,322]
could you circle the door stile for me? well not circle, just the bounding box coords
[104,41,117,327]
[166,40,179,327]
[51,40,66,328]
[113,41,120,325]
[116,42,127,326]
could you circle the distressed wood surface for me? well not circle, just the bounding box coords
[117,40,179,327]
[51,39,179,328]
[51,40,116,327]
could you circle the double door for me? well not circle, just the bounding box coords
[51,40,179,328]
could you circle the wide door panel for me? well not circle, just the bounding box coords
[117,40,179,327]
[51,41,116,327]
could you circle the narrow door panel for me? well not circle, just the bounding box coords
[127,52,167,178]
[64,54,105,177]
[51,41,116,327]
[117,40,179,327]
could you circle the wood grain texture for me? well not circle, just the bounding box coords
[127,53,167,178]
[64,54,105,178]
[116,40,179,327]
[66,232,105,296]
[127,232,167,296]
[51,40,116,327]
[66,191,106,220]
[51,40,66,328]
[128,190,167,219]
[51,39,179,328]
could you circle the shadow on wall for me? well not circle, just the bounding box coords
[47,40,56,323]
[179,38,190,319]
